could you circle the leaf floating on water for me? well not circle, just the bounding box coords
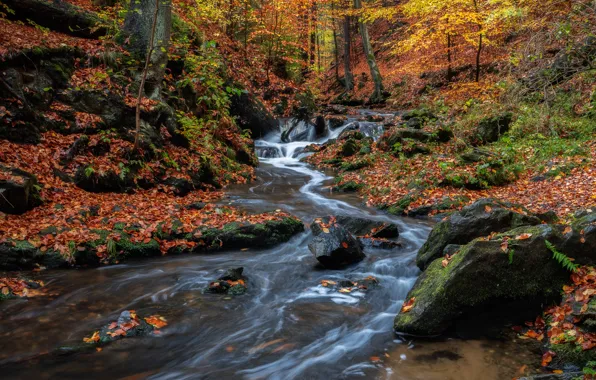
[271,343,295,353]
[322,227,330,234]
[401,297,416,313]
[321,280,336,287]
[338,288,352,293]
[83,331,100,343]
[225,346,235,352]
[248,338,285,354]
[370,356,381,362]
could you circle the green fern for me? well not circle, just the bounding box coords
[107,239,117,256]
[508,249,515,265]
[546,240,578,272]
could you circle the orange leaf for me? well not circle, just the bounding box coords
[83,331,100,343]
[341,242,348,249]
[401,297,416,313]
[516,233,532,240]
[484,205,492,213]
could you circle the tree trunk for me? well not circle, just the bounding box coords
[343,15,354,91]
[3,0,108,39]
[472,0,483,82]
[353,0,384,103]
[123,0,172,99]
[309,1,317,67]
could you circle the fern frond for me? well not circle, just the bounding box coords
[546,240,578,272]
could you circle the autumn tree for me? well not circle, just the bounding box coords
[397,0,518,81]
[353,0,384,102]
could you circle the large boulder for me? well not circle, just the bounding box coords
[395,225,569,337]
[308,217,365,268]
[0,166,41,214]
[230,92,278,138]
[416,198,542,270]
[473,113,513,145]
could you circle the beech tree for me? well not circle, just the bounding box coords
[353,0,384,102]
[122,0,172,99]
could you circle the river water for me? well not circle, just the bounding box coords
[0,112,536,379]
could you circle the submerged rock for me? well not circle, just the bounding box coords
[416,198,541,270]
[207,267,247,295]
[308,216,365,268]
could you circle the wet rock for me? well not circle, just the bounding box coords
[198,217,305,251]
[473,113,513,145]
[314,115,327,137]
[94,310,156,345]
[335,215,399,238]
[358,237,401,249]
[395,224,569,337]
[0,166,42,214]
[321,276,380,292]
[308,216,365,268]
[326,115,347,130]
[325,105,348,114]
[416,198,542,270]
[256,146,281,158]
[207,267,247,295]
[337,128,364,141]
[281,119,315,143]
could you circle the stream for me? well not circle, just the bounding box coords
[0,111,535,379]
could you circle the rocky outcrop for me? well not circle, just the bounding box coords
[395,224,569,337]
[395,208,596,338]
[0,216,305,270]
[308,216,365,268]
[230,92,278,138]
[416,198,541,270]
[0,166,41,214]
[3,0,108,39]
[473,113,513,145]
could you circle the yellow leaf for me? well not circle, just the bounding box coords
[339,288,352,293]
[322,227,330,234]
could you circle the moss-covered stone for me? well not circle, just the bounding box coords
[395,224,568,336]
[416,198,542,270]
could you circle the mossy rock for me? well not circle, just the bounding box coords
[198,217,304,251]
[0,240,68,270]
[395,224,568,337]
[416,198,542,270]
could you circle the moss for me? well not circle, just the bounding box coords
[13,240,35,250]
[386,194,417,215]
[551,342,596,368]
[336,181,363,192]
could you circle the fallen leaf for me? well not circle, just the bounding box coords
[401,297,416,313]
[370,356,381,362]
[484,205,492,213]
[322,227,330,234]
[341,242,348,249]
[339,288,352,293]
[516,233,532,240]
[83,331,100,343]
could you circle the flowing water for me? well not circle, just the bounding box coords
[0,111,535,379]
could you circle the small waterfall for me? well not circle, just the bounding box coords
[255,111,388,162]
